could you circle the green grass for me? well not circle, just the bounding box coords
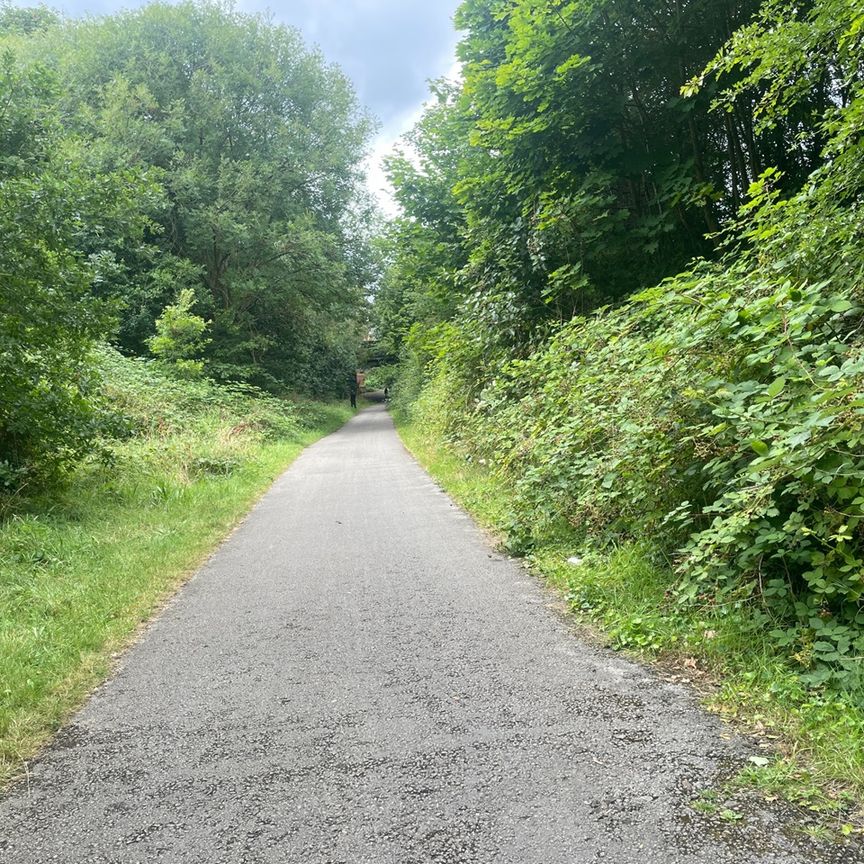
[398,422,511,532]
[396,417,864,835]
[0,354,353,787]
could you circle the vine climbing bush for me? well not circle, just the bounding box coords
[417,266,863,690]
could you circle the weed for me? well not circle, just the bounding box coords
[719,808,744,823]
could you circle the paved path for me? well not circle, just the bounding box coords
[0,407,857,863]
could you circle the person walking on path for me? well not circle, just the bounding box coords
[348,373,358,408]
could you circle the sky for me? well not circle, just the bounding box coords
[23,0,464,213]
[237,0,464,214]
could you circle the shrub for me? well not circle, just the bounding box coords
[409,150,864,691]
[147,288,210,377]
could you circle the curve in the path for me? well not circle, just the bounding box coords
[0,406,857,863]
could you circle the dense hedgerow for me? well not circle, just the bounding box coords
[388,0,864,692]
[410,261,864,692]
[403,58,864,689]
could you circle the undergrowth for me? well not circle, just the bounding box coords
[397,418,864,830]
[0,348,352,786]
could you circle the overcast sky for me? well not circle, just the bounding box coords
[22,0,464,212]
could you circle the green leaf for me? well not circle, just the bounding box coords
[829,298,853,314]
[749,440,770,456]
[765,377,786,398]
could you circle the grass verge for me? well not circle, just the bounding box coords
[0,351,353,787]
[397,417,864,837]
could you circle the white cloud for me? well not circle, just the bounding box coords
[365,56,463,217]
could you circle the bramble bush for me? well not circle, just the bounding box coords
[419,257,864,690]
[450,256,864,689]
[407,42,864,690]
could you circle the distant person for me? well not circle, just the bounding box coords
[384,386,389,402]
[348,374,358,409]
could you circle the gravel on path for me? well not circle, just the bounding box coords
[0,405,859,863]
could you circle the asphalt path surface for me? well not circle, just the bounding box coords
[0,405,859,863]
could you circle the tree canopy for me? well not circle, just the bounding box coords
[0,1,378,487]
[380,0,842,359]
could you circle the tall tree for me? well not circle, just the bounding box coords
[378,82,473,355]
[380,0,832,364]
[0,50,152,486]
[14,1,377,391]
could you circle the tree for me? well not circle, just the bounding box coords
[13,1,377,391]
[0,1,58,35]
[378,81,472,356]
[0,51,151,487]
[148,289,211,376]
[379,0,833,368]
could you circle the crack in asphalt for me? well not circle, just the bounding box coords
[0,406,860,862]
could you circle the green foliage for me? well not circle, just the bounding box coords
[0,2,57,35]
[688,0,863,132]
[0,50,153,490]
[380,0,833,367]
[147,288,210,376]
[4,0,375,392]
[387,0,864,692]
[413,227,864,690]
[96,346,302,443]
[363,364,400,390]
[54,0,375,389]
[375,82,471,357]
[0,1,376,493]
